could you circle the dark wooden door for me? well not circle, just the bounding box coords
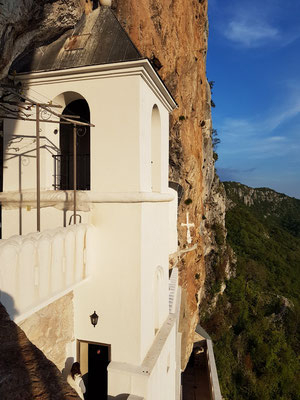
[87,343,109,400]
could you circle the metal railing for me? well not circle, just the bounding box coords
[53,154,90,190]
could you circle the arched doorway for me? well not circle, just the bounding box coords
[59,99,90,190]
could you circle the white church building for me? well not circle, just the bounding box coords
[0,7,182,400]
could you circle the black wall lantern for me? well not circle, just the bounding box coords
[90,311,99,327]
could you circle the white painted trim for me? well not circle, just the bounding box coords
[108,361,149,377]
[83,191,175,203]
[0,190,175,206]
[14,59,177,112]
[109,314,176,376]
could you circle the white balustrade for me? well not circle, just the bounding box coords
[0,224,92,320]
[52,232,64,293]
[37,235,51,299]
[169,267,178,314]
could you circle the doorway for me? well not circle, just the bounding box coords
[77,340,110,400]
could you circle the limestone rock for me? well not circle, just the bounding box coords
[19,292,75,372]
[0,0,86,79]
[0,302,80,400]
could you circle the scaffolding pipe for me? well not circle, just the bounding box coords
[73,124,77,224]
[36,104,40,231]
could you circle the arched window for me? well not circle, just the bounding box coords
[59,99,90,190]
[151,105,161,192]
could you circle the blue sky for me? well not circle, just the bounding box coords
[207,0,300,199]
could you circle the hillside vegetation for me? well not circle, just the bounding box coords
[202,182,300,400]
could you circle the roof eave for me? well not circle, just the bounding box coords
[12,59,178,112]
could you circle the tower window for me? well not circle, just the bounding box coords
[59,99,90,190]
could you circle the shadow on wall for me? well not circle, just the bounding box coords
[0,292,33,400]
[0,290,18,318]
[0,293,80,399]
[62,356,75,379]
[108,395,132,400]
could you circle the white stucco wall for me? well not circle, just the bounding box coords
[107,324,177,400]
[139,79,169,193]
[74,203,142,365]
[72,200,171,366]
[3,108,61,193]
[140,202,169,359]
[89,75,141,193]
[108,278,181,400]
[146,323,177,400]
[2,206,91,238]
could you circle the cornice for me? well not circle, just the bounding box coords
[14,59,177,112]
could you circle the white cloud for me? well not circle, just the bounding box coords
[211,0,300,49]
[224,20,279,47]
[267,136,285,142]
[264,100,300,131]
[221,117,257,139]
[220,85,300,141]
[217,91,300,160]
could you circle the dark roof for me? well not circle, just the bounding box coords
[12,7,142,74]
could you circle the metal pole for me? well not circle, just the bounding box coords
[53,155,56,190]
[19,156,22,235]
[36,104,40,232]
[73,124,77,224]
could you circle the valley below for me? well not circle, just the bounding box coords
[201,181,300,400]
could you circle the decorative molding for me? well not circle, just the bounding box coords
[13,59,177,112]
[0,190,176,209]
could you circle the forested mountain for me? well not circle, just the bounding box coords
[202,182,300,400]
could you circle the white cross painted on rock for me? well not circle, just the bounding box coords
[181,212,195,244]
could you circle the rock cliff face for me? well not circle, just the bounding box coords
[224,181,294,209]
[0,0,92,79]
[19,292,75,372]
[224,181,300,237]
[0,0,227,370]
